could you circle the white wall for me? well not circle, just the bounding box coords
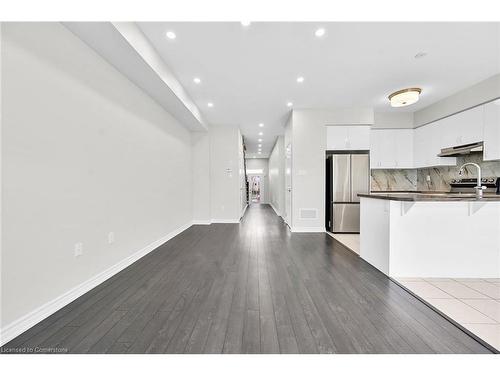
[268,136,285,215]
[373,112,414,129]
[192,131,211,224]
[414,73,500,127]
[209,124,241,223]
[283,116,293,226]
[238,130,247,216]
[246,158,269,204]
[290,109,374,232]
[1,23,193,331]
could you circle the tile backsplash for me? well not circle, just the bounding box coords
[371,153,500,192]
[371,169,417,191]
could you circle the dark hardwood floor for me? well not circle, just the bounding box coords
[1,204,492,353]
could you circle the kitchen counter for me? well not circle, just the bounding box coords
[359,196,500,278]
[358,192,500,201]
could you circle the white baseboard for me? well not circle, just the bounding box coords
[0,221,193,346]
[192,220,211,225]
[290,226,326,233]
[269,203,282,217]
[211,219,240,224]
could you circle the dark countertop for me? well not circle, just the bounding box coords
[358,192,500,202]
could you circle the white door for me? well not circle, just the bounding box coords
[285,142,292,227]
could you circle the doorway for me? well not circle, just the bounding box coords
[249,175,262,203]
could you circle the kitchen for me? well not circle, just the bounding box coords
[2,17,500,363]
[326,97,500,351]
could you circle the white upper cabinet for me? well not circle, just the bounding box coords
[414,121,456,168]
[440,106,484,148]
[326,125,370,150]
[370,129,413,169]
[483,100,500,161]
[395,129,414,168]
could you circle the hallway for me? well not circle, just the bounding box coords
[1,205,491,353]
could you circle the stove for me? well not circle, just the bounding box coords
[449,177,500,194]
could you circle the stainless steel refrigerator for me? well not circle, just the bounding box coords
[326,152,370,233]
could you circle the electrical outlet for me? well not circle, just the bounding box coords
[108,232,115,244]
[74,242,83,257]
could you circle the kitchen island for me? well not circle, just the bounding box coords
[359,193,500,278]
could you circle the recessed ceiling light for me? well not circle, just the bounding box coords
[296,76,304,83]
[166,31,176,40]
[388,88,422,108]
[258,151,262,154]
[414,52,427,59]
[207,102,214,108]
[258,132,263,136]
[193,77,201,84]
[287,102,293,107]
[241,21,251,27]
[315,28,326,38]
[258,139,262,142]
[259,123,264,127]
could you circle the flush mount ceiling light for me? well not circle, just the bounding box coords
[388,88,422,108]
[207,102,214,108]
[315,28,326,38]
[193,77,201,84]
[296,76,305,83]
[166,31,176,40]
[259,123,264,127]
[287,102,293,107]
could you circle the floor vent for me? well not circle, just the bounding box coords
[299,208,318,219]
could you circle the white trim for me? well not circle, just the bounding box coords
[240,204,248,218]
[211,219,240,224]
[192,220,212,225]
[270,203,282,217]
[0,221,193,346]
[290,227,325,233]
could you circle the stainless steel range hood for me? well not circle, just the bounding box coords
[438,141,483,157]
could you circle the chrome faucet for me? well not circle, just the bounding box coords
[458,162,485,198]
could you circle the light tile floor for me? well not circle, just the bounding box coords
[397,277,500,351]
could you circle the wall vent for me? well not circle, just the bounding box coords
[299,208,318,219]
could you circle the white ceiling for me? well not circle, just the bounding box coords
[137,22,500,156]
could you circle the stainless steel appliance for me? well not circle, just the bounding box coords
[450,176,499,194]
[326,152,370,233]
[438,141,483,157]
